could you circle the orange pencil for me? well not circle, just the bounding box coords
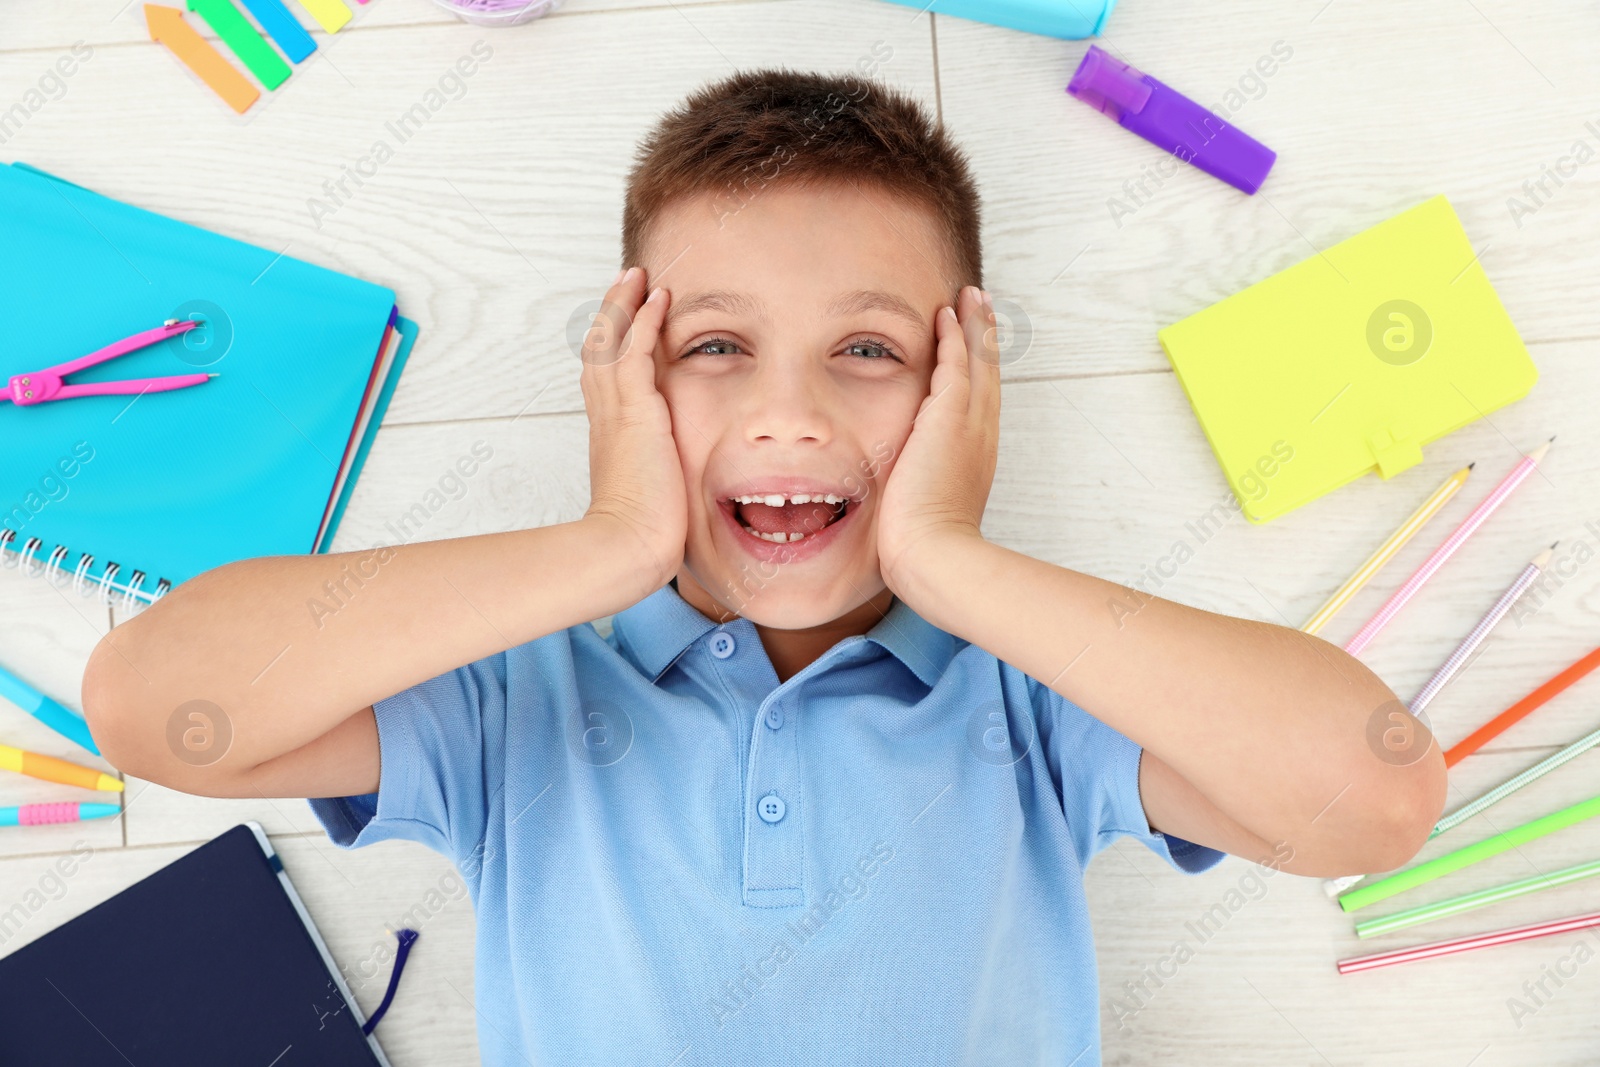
[0,742,123,792]
[1444,644,1600,768]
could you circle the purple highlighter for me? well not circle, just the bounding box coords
[1067,45,1277,195]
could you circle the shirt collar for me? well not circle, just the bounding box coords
[611,582,959,688]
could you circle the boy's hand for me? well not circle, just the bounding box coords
[579,267,686,589]
[877,285,1001,596]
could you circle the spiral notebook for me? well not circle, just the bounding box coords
[0,823,391,1066]
[0,161,416,610]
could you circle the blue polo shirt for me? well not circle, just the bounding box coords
[311,581,1225,1066]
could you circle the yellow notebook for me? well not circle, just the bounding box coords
[1158,195,1538,523]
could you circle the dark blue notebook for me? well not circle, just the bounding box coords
[0,824,388,1066]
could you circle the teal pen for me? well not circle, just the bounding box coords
[0,660,100,755]
[0,801,119,826]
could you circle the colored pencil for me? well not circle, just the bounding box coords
[1338,908,1600,974]
[1344,439,1553,658]
[1338,791,1600,912]
[0,743,122,792]
[1302,465,1472,636]
[1409,544,1555,715]
[1434,722,1600,838]
[1355,857,1600,938]
[1445,644,1600,768]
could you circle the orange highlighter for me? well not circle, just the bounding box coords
[0,743,122,792]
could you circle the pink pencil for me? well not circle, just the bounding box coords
[1337,907,1600,974]
[1344,438,1553,658]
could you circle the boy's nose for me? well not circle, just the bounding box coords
[743,360,832,447]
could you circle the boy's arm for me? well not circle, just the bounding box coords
[879,289,1447,879]
[82,269,685,801]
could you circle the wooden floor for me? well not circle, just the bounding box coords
[3,1,1599,1063]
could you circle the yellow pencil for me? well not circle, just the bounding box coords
[0,742,123,792]
[1301,464,1474,635]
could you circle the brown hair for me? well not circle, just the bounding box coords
[621,67,982,290]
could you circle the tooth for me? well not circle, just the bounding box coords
[762,494,784,507]
[790,532,806,541]
[790,494,810,504]
[823,494,841,505]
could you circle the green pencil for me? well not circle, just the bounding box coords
[1355,857,1600,937]
[1339,791,1600,912]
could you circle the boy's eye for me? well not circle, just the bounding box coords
[686,337,743,357]
[844,338,901,363]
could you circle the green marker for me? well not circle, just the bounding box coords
[1340,792,1600,913]
[188,0,292,90]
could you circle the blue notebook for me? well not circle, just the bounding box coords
[0,161,416,610]
[0,823,391,1065]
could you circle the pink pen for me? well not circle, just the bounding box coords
[4,318,215,406]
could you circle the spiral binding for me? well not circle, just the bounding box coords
[0,527,171,614]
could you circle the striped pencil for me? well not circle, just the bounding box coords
[1409,544,1556,715]
[1338,908,1600,974]
[1355,857,1600,938]
[1302,465,1473,636]
[1432,721,1600,838]
[1344,439,1552,658]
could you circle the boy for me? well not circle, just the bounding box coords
[83,69,1445,1065]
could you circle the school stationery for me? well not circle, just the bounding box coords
[0,743,121,792]
[1433,723,1600,839]
[239,0,318,63]
[145,5,260,114]
[1158,197,1539,524]
[186,0,293,90]
[873,0,1114,38]
[1343,439,1552,657]
[1301,465,1472,635]
[0,801,119,826]
[0,161,417,615]
[1355,857,1600,939]
[4,319,212,406]
[1338,908,1600,974]
[0,660,100,755]
[1337,791,1600,912]
[1446,644,1600,767]
[0,823,392,1065]
[1067,45,1276,194]
[1408,544,1555,714]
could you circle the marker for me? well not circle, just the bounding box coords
[1067,45,1277,195]
[0,660,100,755]
[0,743,122,792]
[0,802,120,827]
[239,0,317,63]
[146,4,260,115]
[188,0,293,89]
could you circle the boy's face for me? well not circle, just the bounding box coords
[640,181,956,630]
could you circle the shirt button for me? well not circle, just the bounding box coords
[757,793,786,823]
[708,631,736,659]
[764,704,784,730]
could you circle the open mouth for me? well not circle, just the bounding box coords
[727,492,850,544]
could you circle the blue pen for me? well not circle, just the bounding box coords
[0,660,100,756]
